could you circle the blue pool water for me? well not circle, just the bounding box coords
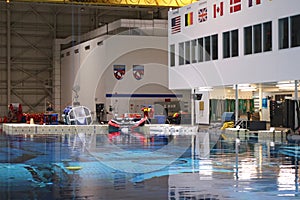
[0,128,300,200]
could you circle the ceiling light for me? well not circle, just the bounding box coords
[240,87,257,92]
[276,80,299,90]
[233,84,256,91]
[196,86,213,92]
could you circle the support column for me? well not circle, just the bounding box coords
[191,89,194,126]
[295,80,298,101]
[295,80,298,130]
[259,85,263,120]
[53,10,61,116]
[7,3,11,105]
[53,39,61,117]
[235,84,239,123]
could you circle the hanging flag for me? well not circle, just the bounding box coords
[198,7,207,23]
[230,0,241,13]
[113,64,125,80]
[133,65,144,80]
[213,2,224,18]
[185,12,193,26]
[171,16,181,34]
[248,0,261,7]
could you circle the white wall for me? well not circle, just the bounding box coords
[61,32,185,117]
[168,0,300,89]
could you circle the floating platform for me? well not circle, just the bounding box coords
[1,123,107,135]
[223,128,288,143]
[1,123,200,136]
[148,124,198,135]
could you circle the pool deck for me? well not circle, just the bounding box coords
[0,123,199,135]
[0,123,289,143]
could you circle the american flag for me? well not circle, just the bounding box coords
[171,16,181,34]
[198,7,207,23]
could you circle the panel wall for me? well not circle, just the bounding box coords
[0,1,168,117]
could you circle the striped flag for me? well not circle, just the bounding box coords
[185,12,193,26]
[198,7,207,23]
[171,16,181,34]
[248,0,261,7]
[213,2,224,18]
[230,0,241,13]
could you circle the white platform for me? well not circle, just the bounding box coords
[1,123,107,135]
[224,128,287,143]
[1,123,199,136]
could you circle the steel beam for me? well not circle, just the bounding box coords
[9,0,197,7]
[7,3,11,106]
[12,30,52,62]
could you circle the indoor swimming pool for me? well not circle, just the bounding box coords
[0,127,300,200]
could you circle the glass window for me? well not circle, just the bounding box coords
[291,14,300,48]
[198,38,204,62]
[254,24,262,53]
[191,39,197,63]
[263,22,272,52]
[279,17,289,49]
[244,26,252,55]
[179,42,184,65]
[231,29,239,57]
[223,32,230,58]
[212,34,218,60]
[204,36,211,61]
[170,44,175,67]
[185,41,191,64]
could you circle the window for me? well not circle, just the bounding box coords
[170,44,175,67]
[279,18,289,49]
[204,36,211,61]
[223,32,230,58]
[175,34,218,65]
[263,22,272,51]
[244,26,252,55]
[212,34,218,60]
[185,41,191,64]
[191,39,197,63]
[231,29,239,57]
[254,24,262,53]
[179,42,184,65]
[291,14,300,48]
[244,21,272,55]
[223,29,238,58]
[197,38,204,62]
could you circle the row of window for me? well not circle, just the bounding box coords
[61,40,104,58]
[170,14,300,67]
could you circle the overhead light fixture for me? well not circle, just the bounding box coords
[196,86,213,92]
[240,87,257,92]
[233,84,257,91]
[276,80,299,90]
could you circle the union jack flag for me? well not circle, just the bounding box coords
[198,7,207,23]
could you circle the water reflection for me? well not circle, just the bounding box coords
[0,128,300,199]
